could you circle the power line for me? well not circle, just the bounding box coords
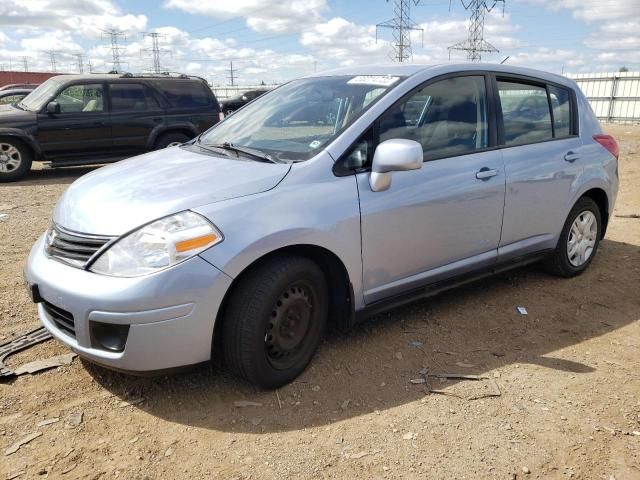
[448,0,506,62]
[376,0,424,62]
[142,32,171,73]
[101,28,127,72]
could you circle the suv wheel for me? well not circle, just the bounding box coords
[0,138,32,182]
[154,132,191,150]
[546,196,602,277]
[221,256,328,389]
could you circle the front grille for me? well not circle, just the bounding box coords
[45,223,113,268]
[42,301,76,338]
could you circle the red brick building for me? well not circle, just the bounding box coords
[0,71,68,88]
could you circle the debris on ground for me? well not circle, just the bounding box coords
[517,306,528,315]
[36,417,60,427]
[615,213,640,219]
[66,411,83,427]
[13,352,76,376]
[4,431,42,455]
[0,327,53,378]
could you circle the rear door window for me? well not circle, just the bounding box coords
[110,83,160,111]
[498,81,552,146]
[152,80,213,109]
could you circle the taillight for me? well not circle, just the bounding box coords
[218,112,225,122]
[593,134,619,160]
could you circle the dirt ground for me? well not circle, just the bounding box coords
[1,124,639,480]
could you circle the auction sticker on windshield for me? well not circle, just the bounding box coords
[347,75,400,87]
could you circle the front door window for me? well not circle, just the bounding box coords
[55,84,104,113]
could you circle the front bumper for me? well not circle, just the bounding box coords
[25,234,233,372]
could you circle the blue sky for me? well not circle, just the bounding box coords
[1,0,638,85]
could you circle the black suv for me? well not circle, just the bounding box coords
[220,89,269,115]
[0,73,222,181]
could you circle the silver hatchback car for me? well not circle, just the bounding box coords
[25,64,619,388]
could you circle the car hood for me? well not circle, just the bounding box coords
[53,146,291,236]
[0,104,35,124]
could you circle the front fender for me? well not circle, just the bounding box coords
[0,127,41,158]
[193,153,365,309]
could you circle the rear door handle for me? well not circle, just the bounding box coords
[476,167,499,180]
[564,151,580,162]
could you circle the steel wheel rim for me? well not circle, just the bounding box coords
[166,141,182,148]
[0,143,21,173]
[567,210,597,267]
[265,282,316,370]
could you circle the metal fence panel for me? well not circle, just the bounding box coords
[565,72,640,123]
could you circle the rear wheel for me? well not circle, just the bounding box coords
[545,197,602,277]
[221,256,328,389]
[154,132,191,150]
[0,138,32,182]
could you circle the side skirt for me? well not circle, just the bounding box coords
[353,249,553,324]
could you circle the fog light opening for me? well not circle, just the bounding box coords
[90,322,130,353]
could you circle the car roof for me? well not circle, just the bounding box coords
[305,63,574,88]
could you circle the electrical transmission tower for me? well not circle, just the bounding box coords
[448,0,505,62]
[102,29,127,72]
[73,53,87,73]
[22,56,29,72]
[142,32,170,73]
[44,51,59,73]
[376,0,424,62]
[228,61,237,86]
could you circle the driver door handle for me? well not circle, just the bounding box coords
[564,151,580,162]
[476,167,499,180]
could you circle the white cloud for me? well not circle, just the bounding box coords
[164,0,328,33]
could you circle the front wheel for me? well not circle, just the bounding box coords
[154,132,191,150]
[221,256,328,389]
[545,197,602,277]
[0,138,32,182]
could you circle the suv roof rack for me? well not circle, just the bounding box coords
[116,72,207,82]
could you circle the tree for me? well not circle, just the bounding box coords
[619,66,629,72]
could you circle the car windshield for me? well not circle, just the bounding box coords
[17,78,64,111]
[200,75,404,161]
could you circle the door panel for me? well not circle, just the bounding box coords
[357,74,505,305]
[497,79,584,261]
[37,82,111,160]
[109,83,165,155]
[357,150,505,303]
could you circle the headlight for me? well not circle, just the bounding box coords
[90,211,223,277]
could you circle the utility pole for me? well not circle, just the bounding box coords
[101,29,127,72]
[142,32,170,73]
[376,0,424,62]
[88,58,94,73]
[448,0,505,62]
[22,56,29,72]
[228,61,236,86]
[73,53,86,73]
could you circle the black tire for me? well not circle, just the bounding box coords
[545,197,602,278]
[221,255,328,389]
[224,109,234,116]
[0,137,32,182]
[153,132,191,150]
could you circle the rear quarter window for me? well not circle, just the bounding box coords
[152,80,216,109]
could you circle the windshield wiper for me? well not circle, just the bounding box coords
[205,142,277,163]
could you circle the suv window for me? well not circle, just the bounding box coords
[498,81,552,146]
[152,80,213,109]
[55,83,104,113]
[110,83,160,112]
[379,75,488,161]
[548,84,572,138]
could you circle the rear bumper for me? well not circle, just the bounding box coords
[25,234,233,371]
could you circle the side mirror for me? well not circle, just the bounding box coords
[241,95,248,101]
[369,139,423,192]
[46,101,60,114]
